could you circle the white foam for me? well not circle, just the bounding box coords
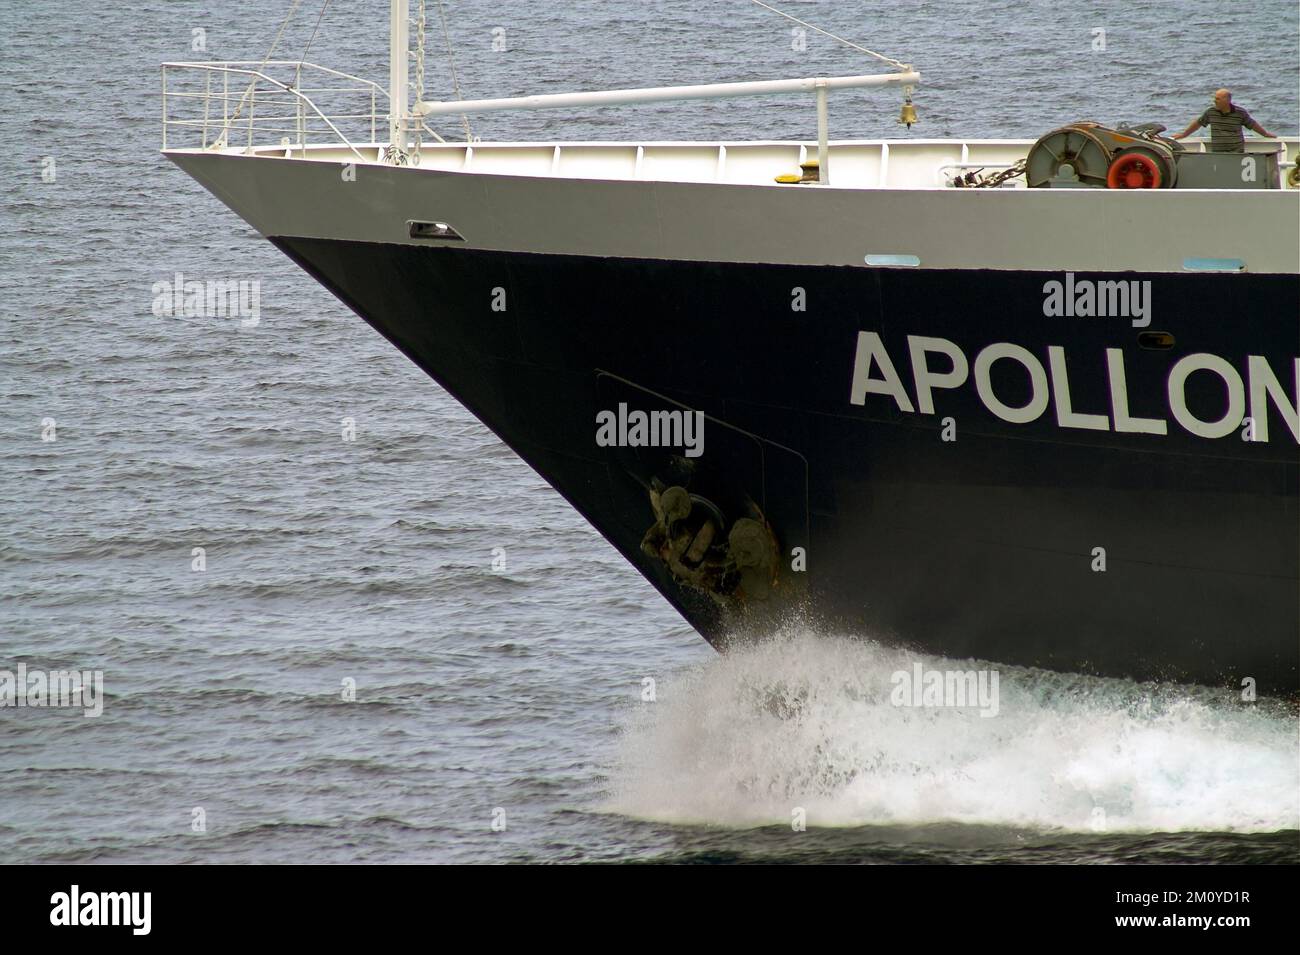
[606,630,1299,833]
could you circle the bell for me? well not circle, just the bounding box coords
[899,99,918,128]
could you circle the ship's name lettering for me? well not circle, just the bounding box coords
[849,332,1300,443]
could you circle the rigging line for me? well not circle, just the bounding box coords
[415,0,425,105]
[415,1,446,142]
[300,0,331,63]
[224,0,306,131]
[745,0,910,72]
[432,0,473,141]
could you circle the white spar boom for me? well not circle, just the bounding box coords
[412,72,921,116]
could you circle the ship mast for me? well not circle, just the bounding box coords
[389,0,409,150]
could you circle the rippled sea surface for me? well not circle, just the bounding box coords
[2,0,1297,863]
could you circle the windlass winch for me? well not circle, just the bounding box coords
[1026,120,1281,189]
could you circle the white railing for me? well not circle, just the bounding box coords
[161,61,387,159]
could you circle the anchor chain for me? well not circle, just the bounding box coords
[951,158,1027,188]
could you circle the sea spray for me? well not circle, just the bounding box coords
[605,628,1300,833]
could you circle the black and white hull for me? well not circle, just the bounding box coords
[166,133,1300,695]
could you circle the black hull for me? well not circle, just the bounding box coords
[272,238,1300,694]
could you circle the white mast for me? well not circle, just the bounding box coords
[389,0,409,149]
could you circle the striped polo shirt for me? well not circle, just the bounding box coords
[1197,104,1255,152]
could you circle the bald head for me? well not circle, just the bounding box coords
[1214,88,1232,110]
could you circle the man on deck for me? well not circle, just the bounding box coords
[1171,89,1275,152]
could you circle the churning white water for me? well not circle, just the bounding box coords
[608,630,1299,833]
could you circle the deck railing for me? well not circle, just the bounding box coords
[160,60,1296,190]
[161,61,387,159]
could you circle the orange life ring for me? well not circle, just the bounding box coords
[1107,152,1163,189]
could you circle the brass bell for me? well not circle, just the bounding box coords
[899,97,918,128]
